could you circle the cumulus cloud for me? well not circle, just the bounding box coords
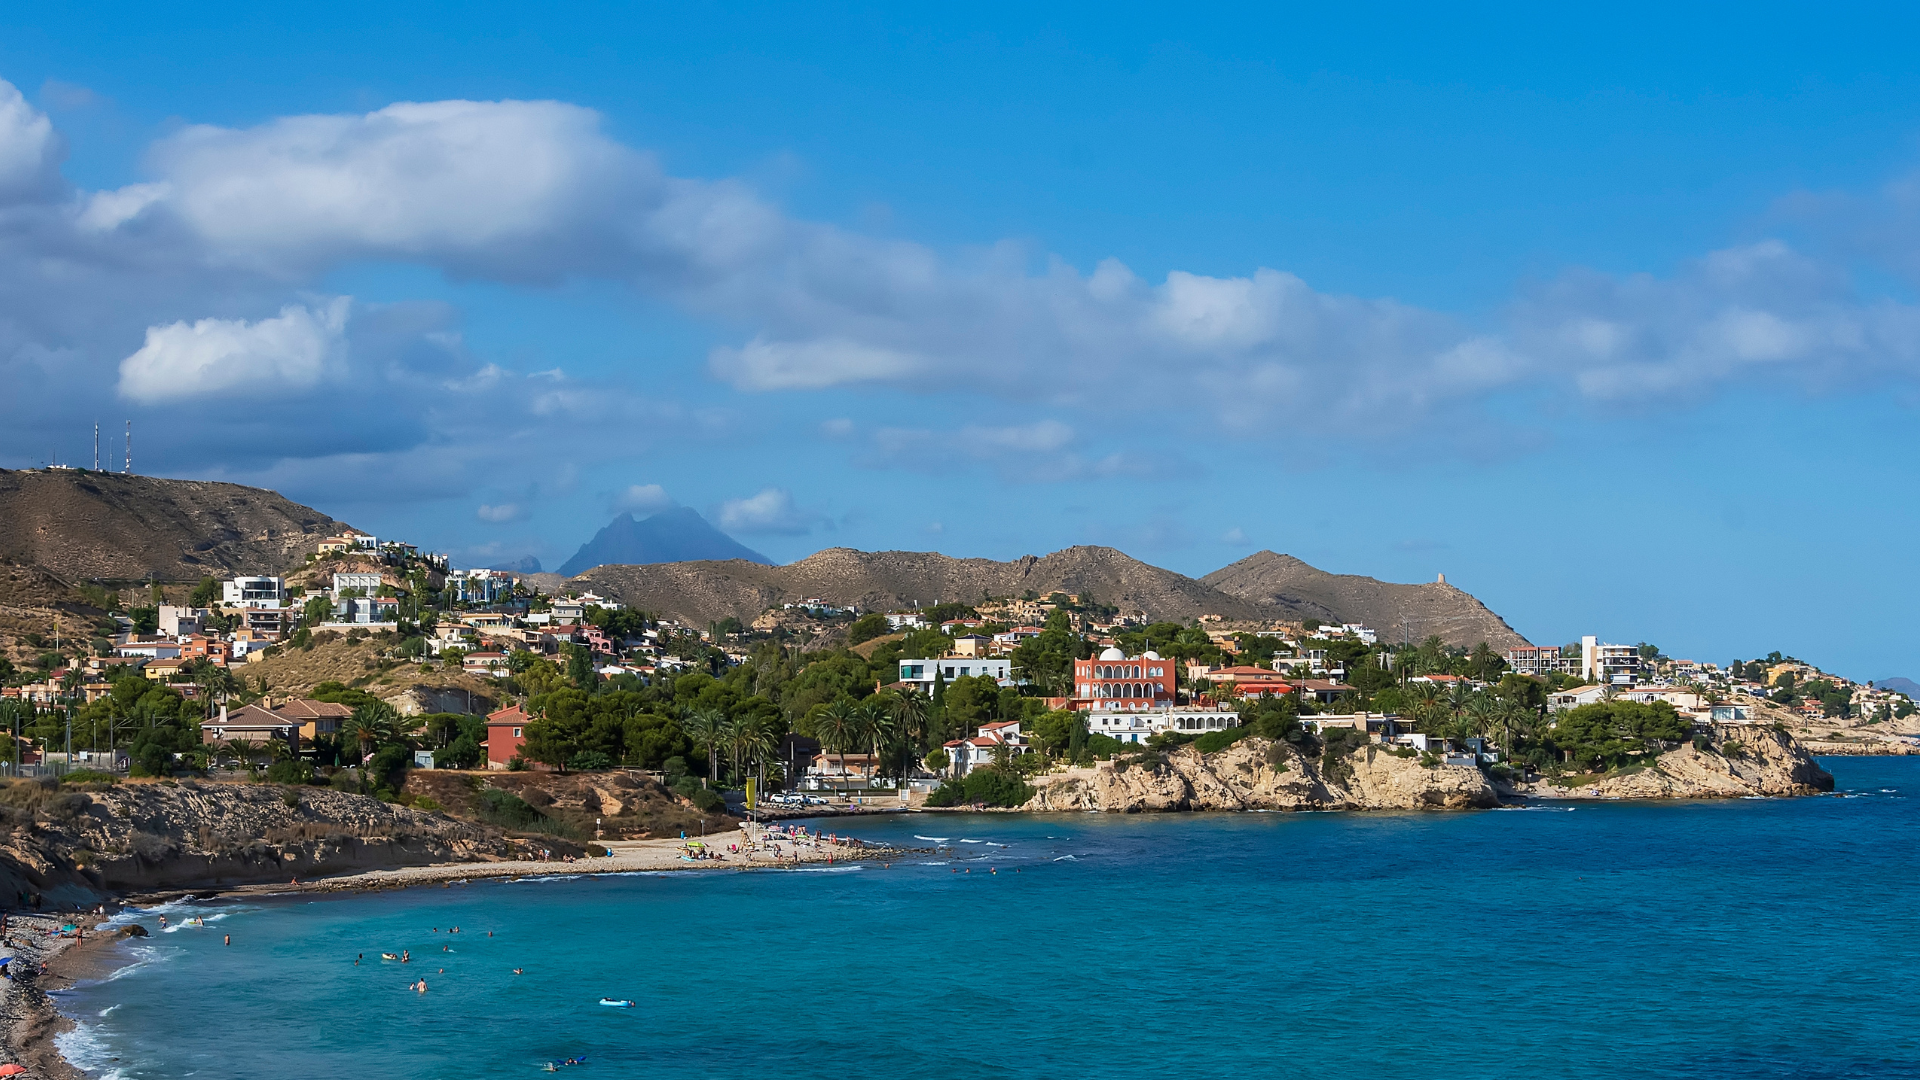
[476,503,526,523]
[0,79,61,204]
[5,71,1920,535]
[611,483,674,514]
[715,487,820,535]
[116,298,350,403]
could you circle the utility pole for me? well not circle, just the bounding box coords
[124,421,131,474]
[93,423,98,470]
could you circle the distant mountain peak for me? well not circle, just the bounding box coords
[556,507,770,577]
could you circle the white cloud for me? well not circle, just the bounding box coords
[476,503,526,523]
[715,487,820,535]
[116,298,350,403]
[1222,527,1248,544]
[709,337,924,390]
[611,483,674,515]
[0,80,61,204]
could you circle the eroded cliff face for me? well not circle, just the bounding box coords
[1023,738,1498,813]
[1023,724,1834,814]
[1511,723,1834,800]
[0,780,535,905]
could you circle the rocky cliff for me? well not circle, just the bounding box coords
[0,779,538,905]
[1023,725,1833,813]
[1507,723,1834,800]
[1023,738,1500,812]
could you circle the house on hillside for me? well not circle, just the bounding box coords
[485,704,530,768]
[201,704,299,750]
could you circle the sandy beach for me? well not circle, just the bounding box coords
[0,912,116,1080]
[213,820,904,898]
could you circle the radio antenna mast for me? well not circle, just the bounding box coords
[124,421,132,474]
[94,423,99,470]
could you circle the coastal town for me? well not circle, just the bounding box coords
[2,517,1912,820]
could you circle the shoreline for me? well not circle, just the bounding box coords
[0,913,113,1080]
[134,822,907,904]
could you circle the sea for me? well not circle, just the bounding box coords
[52,756,1920,1079]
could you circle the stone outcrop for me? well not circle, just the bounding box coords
[1509,723,1834,800]
[1023,737,1499,812]
[1022,724,1835,813]
[0,779,541,905]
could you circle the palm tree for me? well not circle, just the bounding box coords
[891,690,928,778]
[857,698,895,783]
[810,699,861,787]
[735,715,777,795]
[340,714,381,765]
[684,708,724,783]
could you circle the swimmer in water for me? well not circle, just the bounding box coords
[513,968,523,975]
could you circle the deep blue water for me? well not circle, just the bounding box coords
[55,757,1920,1079]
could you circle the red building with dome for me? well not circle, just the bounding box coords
[1074,647,1178,712]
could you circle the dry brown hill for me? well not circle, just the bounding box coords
[1202,551,1528,649]
[568,545,1273,627]
[567,545,1526,647]
[0,468,351,583]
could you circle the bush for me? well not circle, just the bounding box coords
[1193,726,1252,754]
[507,755,528,771]
[266,759,314,785]
[477,788,543,827]
[566,750,612,772]
[411,795,443,812]
[846,613,890,646]
[925,767,1033,808]
[61,769,117,785]
[1692,735,1711,753]
[330,768,361,792]
[1320,727,1369,786]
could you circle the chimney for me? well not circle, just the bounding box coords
[219,704,228,723]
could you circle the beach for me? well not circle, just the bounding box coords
[0,912,114,1080]
[207,821,901,899]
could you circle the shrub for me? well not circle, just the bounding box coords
[411,795,443,812]
[1319,727,1368,786]
[1194,726,1252,754]
[266,759,313,785]
[507,755,528,772]
[566,750,612,772]
[925,767,1033,808]
[281,788,302,808]
[1692,735,1711,753]
[476,788,543,827]
[62,769,117,785]
[846,613,890,646]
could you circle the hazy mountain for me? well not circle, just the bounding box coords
[1202,551,1529,649]
[484,555,543,574]
[1873,677,1920,697]
[0,468,350,582]
[556,507,771,577]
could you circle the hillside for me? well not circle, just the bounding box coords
[1203,551,1528,649]
[569,545,1270,627]
[0,469,351,582]
[557,507,770,576]
[568,545,1525,647]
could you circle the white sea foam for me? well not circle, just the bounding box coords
[912,835,949,842]
[105,945,169,982]
[984,842,1008,847]
[959,839,984,844]
[98,1003,121,1017]
[55,1018,130,1079]
[1053,855,1078,862]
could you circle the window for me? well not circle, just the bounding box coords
[512,727,522,737]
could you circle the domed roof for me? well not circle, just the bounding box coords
[1098,646,1126,661]
[1142,650,1162,661]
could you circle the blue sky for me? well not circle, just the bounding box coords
[3,2,1919,677]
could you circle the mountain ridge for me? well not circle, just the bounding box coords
[570,545,1529,648]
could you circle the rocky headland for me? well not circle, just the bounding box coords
[1020,723,1833,813]
[0,780,542,907]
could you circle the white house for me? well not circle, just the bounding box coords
[331,571,384,599]
[1548,685,1609,712]
[941,719,1030,777]
[157,605,205,638]
[221,576,286,608]
[898,657,1014,695]
[1085,706,1240,745]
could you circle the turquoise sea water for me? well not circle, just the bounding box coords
[56,757,1920,1079]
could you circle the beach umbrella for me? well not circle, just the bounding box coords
[0,1062,28,1075]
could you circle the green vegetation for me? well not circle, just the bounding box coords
[925,767,1033,808]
